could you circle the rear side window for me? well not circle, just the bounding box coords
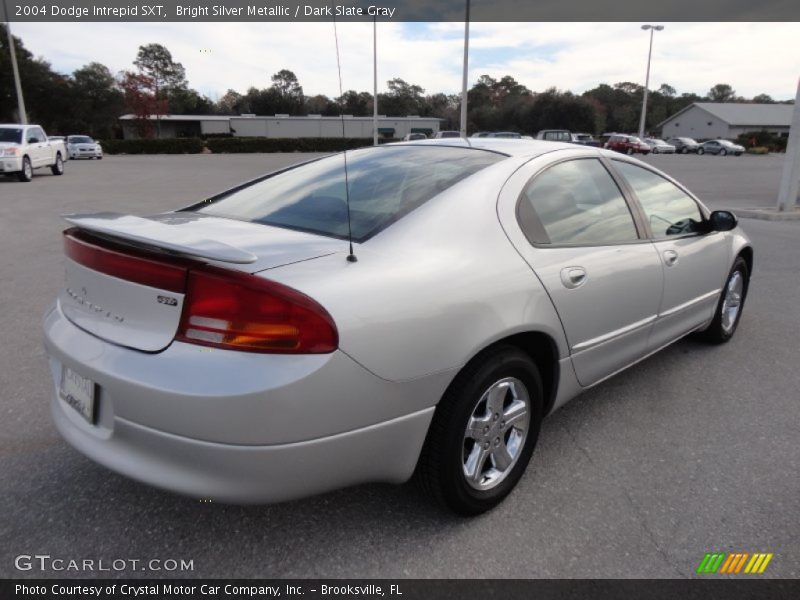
[0,128,23,144]
[613,161,704,238]
[518,159,639,245]
[192,146,504,242]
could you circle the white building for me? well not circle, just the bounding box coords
[657,102,794,141]
[119,114,442,140]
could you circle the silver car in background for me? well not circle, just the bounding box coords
[644,138,676,154]
[43,139,752,514]
[67,135,103,160]
[698,139,745,156]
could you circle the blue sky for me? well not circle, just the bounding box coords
[10,22,800,101]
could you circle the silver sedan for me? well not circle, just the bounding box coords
[43,139,752,514]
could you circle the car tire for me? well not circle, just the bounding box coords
[18,156,33,182]
[720,149,727,156]
[697,148,705,155]
[626,147,634,155]
[51,153,64,176]
[652,147,659,154]
[695,257,749,344]
[415,345,543,515]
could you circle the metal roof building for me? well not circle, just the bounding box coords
[119,114,442,140]
[657,102,794,140]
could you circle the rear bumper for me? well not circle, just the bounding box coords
[43,302,442,503]
[50,390,433,504]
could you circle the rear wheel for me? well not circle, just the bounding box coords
[626,147,634,155]
[652,147,659,154]
[695,257,749,344]
[51,153,64,176]
[697,147,705,155]
[415,345,543,515]
[720,149,728,156]
[18,156,33,182]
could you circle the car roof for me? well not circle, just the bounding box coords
[391,137,576,158]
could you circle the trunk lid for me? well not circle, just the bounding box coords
[60,212,345,352]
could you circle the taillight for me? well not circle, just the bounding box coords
[176,266,338,354]
[64,229,190,293]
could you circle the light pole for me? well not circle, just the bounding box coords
[373,16,378,146]
[459,0,470,138]
[1,2,28,124]
[637,24,663,140]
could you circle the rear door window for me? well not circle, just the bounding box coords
[517,158,640,245]
[192,146,505,242]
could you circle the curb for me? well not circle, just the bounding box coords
[735,208,800,221]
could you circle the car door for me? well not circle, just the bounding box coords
[26,127,48,167]
[611,159,730,350]
[498,154,664,387]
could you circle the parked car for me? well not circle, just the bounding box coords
[0,123,65,182]
[488,132,522,139]
[644,138,676,154]
[698,140,745,156]
[536,129,572,142]
[605,134,651,155]
[67,135,103,160]
[434,130,461,139]
[44,140,752,514]
[402,133,427,141]
[471,132,492,138]
[666,137,701,154]
[570,133,601,147]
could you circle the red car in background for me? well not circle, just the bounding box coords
[605,134,651,155]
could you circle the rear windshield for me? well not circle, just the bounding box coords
[190,145,505,242]
[69,136,93,143]
[0,128,23,144]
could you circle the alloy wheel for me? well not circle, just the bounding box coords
[462,377,530,491]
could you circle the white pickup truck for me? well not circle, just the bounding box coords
[0,123,66,182]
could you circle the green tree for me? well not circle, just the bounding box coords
[0,25,70,131]
[269,69,304,114]
[70,62,125,137]
[752,93,774,103]
[708,83,736,102]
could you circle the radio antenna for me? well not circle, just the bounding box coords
[332,9,358,263]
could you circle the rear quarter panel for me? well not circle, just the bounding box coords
[260,157,570,384]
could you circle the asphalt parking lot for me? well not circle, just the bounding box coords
[1,152,798,579]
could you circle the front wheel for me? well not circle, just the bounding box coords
[51,153,64,176]
[652,147,659,154]
[695,257,749,344]
[18,156,33,182]
[697,148,705,155]
[415,345,543,515]
[626,147,634,155]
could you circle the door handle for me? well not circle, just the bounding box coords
[560,267,587,289]
[663,250,679,267]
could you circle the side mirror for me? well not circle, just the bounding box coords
[28,137,37,144]
[708,210,738,232]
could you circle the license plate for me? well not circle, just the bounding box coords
[59,365,96,424]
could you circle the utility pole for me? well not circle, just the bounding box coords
[459,0,470,138]
[2,4,28,124]
[777,77,800,212]
[373,16,378,146]
[638,24,663,140]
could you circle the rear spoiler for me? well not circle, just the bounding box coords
[62,212,257,264]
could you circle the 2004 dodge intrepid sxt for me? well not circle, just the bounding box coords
[43,139,752,514]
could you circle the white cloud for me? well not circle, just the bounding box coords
[9,21,800,101]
